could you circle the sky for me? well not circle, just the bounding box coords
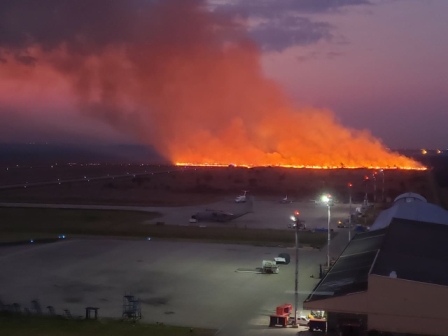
[0,0,446,151]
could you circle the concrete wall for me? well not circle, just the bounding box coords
[327,312,368,334]
[367,275,448,335]
[303,276,448,335]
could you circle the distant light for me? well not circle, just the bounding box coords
[437,149,442,154]
[294,210,299,215]
[30,240,34,243]
[421,149,427,155]
[321,195,330,203]
[147,237,151,241]
[348,183,353,187]
[62,235,66,239]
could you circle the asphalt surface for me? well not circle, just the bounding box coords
[0,198,356,335]
[0,240,319,331]
[0,233,352,336]
[0,199,357,231]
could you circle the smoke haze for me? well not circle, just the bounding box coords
[0,0,422,168]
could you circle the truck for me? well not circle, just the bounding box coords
[262,260,279,274]
[308,318,327,332]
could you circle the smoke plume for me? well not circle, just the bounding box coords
[0,0,422,168]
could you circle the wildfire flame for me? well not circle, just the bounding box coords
[0,1,426,171]
[176,162,426,170]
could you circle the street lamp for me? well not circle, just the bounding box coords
[363,176,369,205]
[290,210,300,329]
[348,183,353,241]
[321,194,332,267]
[372,172,378,208]
[379,169,385,202]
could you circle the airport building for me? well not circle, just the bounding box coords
[304,193,448,335]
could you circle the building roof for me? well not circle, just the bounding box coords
[305,218,448,303]
[305,229,386,302]
[393,192,427,204]
[370,200,448,231]
[371,218,448,286]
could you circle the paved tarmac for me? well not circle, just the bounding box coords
[0,233,352,336]
[0,199,358,231]
[0,197,357,335]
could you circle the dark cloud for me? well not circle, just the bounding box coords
[0,0,136,51]
[214,0,372,18]
[0,0,233,55]
[296,51,345,62]
[214,0,372,51]
[249,17,333,51]
[15,55,37,65]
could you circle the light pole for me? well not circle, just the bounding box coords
[380,169,385,202]
[363,176,369,205]
[372,172,377,208]
[290,210,300,329]
[348,183,353,241]
[321,194,332,267]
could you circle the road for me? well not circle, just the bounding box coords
[0,199,359,232]
[0,167,184,190]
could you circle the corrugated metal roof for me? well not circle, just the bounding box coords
[305,229,386,302]
[305,219,448,303]
[371,218,448,286]
[370,201,448,231]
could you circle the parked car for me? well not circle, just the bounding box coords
[277,253,290,264]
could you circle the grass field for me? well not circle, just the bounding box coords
[0,207,331,248]
[0,314,214,336]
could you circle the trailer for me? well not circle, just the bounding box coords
[262,260,279,274]
[308,318,327,332]
[269,304,292,327]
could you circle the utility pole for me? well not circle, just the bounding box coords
[292,211,300,329]
[348,183,353,241]
[327,203,331,267]
[373,172,377,209]
[380,169,385,202]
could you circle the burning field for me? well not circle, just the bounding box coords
[0,0,423,170]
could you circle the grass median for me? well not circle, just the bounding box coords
[0,314,214,336]
[0,207,331,248]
